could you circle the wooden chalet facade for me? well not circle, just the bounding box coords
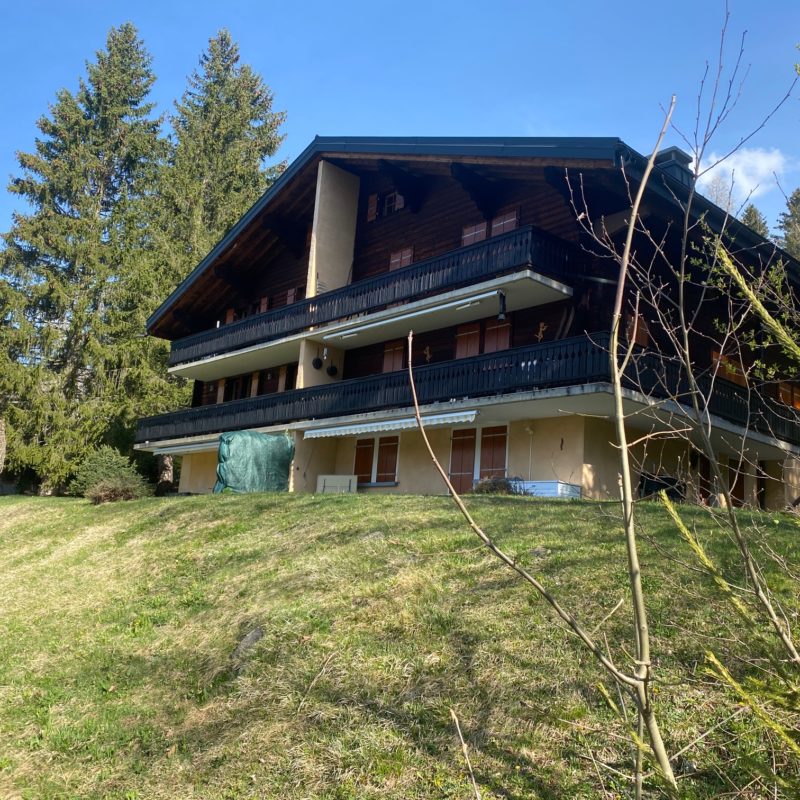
[136,136,800,507]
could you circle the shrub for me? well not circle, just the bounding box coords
[68,446,152,499]
[86,474,151,504]
[473,476,515,495]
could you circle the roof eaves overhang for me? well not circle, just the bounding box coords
[146,135,629,336]
[618,144,800,281]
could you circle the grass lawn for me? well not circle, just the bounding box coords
[0,493,798,798]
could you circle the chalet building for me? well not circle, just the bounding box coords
[135,136,800,508]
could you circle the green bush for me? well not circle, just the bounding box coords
[68,446,152,499]
[86,475,151,504]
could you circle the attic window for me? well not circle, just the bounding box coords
[491,209,519,236]
[383,191,405,215]
[462,222,487,247]
[389,246,413,271]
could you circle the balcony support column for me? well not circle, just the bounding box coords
[307,160,360,297]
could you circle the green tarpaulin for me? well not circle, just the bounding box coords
[213,431,295,493]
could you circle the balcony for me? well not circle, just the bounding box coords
[137,333,800,447]
[167,225,580,369]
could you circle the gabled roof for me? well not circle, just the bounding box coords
[146,135,799,336]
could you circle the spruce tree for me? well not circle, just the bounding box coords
[157,29,286,283]
[740,203,770,239]
[777,187,800,260]
[0,23,169,487]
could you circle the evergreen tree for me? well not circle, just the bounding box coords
[0,23,171,487]
[157,29,286,283]
[740,203,770,239]
[777,187,800,260]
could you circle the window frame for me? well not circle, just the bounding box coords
[353,435,400,486]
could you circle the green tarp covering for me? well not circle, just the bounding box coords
[213,430,295,494]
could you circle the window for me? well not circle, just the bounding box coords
[625,312,649,347]
[712,351,748,387]
[462,222,487,247]
[383,191,405,215]
[354,436,399,485]
[455,322,481,359]
[389,246,414,271]
[490,209,519,236]
[383,340,405,372]
[779,382,800,410]
[449,426,508,493]
[483,320,511,354]
[366,191,405,222]
[223,374,252,402]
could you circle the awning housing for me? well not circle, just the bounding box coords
[303,410,477,439]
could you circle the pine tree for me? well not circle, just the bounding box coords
[0,23,170,487]
[777,187,800,260]
[740,203,770,239]
[156,29,286,283]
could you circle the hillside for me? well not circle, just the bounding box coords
[0,493,797,799]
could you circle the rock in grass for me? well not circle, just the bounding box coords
[231,626,264,671]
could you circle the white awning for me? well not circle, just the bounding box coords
[303,410,477,439]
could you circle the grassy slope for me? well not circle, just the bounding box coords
[0,493,797,799]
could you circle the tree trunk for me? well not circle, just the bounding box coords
[156,453,174,495]
[0,417,6,475]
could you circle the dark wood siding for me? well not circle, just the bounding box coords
[351,173,578,283]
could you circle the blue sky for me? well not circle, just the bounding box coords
[1,0,799,235]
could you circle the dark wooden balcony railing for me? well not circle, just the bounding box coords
[139,333,609,443]
[138,332,800,446]
[167,225,578,367]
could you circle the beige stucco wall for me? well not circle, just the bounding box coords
[307,160,359,297]
[296,340,344,389]
[506,417,586,486]
[290,433,339,493]
[178,450,218,494]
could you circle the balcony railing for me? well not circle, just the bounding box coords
[138,332,800,446]
[167,224,579,367]
[139,333,609,443]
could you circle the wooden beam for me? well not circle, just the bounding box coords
[262,214,308,259]
[450,162,506,221]
[378,159,431,213]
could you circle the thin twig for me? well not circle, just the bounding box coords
[295,650,336,716]
[450,707,481,800]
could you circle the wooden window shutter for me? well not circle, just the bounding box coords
[455,322,481,359]
[286,287,298,305]
[479,426,507,480]
[383,341,405,373]
[449,429,476,494]
[225,308,235,324]
[483,320,511,354]
[354,439,375,485]
[376,437,399,482]
[259,296,270,313]
[395,193,405,211]
[367,193,378,222]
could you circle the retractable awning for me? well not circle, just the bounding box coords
[302,410,477,439]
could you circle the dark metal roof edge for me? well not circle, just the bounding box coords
[146,136,325,332]
[145,135,628,333]
[620,146,800,276]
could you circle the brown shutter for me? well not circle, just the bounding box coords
[259,296,270,313]
[287,287,297,305]
[376,437,399,482]
[225,308,235,324]
[383,341,405,372]
[455,322,481,359]
[367,193,378,222]
[449,428,476,494]
[354,439,375,485]
[479,426,507,480]
[483,320,510,354]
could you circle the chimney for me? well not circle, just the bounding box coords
[655,146,693,188]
